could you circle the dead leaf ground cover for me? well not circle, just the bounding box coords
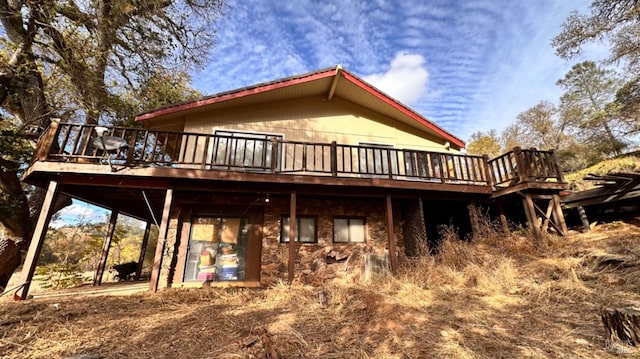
[2,219,640,358]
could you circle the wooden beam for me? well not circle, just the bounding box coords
[552,194,568,236]
[385,195,398,274]
[17,180,60,300]
[497,203,510,236]
[541,199,554,233]
[288,192,297,284]
[149,188,174,292]
[327,65,342,100]
[467,201,480,239]
[36,119,60,161]
[578,206,590,232]
[94,210,118,286]
[522,193,542,240]
[135,221,152,280]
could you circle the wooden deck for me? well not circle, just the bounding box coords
[26,121,493,189]
[24,122,569,201]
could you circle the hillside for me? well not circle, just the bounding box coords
[564,152,640,191]
[1,220,640,358]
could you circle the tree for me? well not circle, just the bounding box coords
[0,0,225,292]
[466,130,501,158]
[557,61,627,157]
[552,0,640,73]
[502,101,573,151]
[552,1,640,131]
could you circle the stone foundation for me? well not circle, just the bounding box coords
[261,197,404,285]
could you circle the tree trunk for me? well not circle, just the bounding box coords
[0,237,21,292]
[601,307,640,346]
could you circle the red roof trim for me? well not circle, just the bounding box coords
[135,66,464,148]
[135,69,337,122]
[339,71,465,148]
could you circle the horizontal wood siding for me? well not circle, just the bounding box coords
[183,96,457,153]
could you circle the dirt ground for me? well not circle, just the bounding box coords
[1,219,640,358]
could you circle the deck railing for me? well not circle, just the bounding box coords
[32,123,566,190]
[33,122,495,186]
[487,147,564,188]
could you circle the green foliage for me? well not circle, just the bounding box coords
[466,130,501,158]
[552,0,640,73]
[34,263,86,289]
[114,70,202,126]
[0,121,32,172]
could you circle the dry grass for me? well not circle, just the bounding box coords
[2,220,640,358]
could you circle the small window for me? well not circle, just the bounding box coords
[333,218,365,243]
[281,216,317,243]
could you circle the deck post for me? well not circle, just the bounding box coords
[497,203,510,236]
[36,119,60,161]
[513,147,528,183]
[270,137,279,173]
[482,154,493,187]
[94,209,119,286]
[385,195,398,274]
[288,191,297,283]
[17,180,60,300]
[330,141,337,176]
[522,193,542,240]
[551,149,565,183]
[552,194,568,236]
[135,221,152,280]
[149,188,174,292]
[467,201,481,239]
[577,206,590,232]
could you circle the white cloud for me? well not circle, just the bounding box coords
[49,202,108,228]
[363,52,429,105]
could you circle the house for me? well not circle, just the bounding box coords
[17,66,568,299]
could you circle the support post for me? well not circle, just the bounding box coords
[17,180,60,300]
[467,201,481,239]
[578,206,590,232]
[513,147,528,183]
[36,119,60,161]
[522,193,542,240]
[385,195,398,274]
[288,192,297,284]
[135,222,152,280]
[497,203,510,236]
[552,194,568,236]
[94,210,119,286]
[149,188,174,292]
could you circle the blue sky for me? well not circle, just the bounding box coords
[191,0,607,143]
[55,0,607,227]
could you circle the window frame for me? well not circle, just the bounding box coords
[212,129,284,170]
[333,217,366,243]
[280,215,318,243]
[357,142,398,177]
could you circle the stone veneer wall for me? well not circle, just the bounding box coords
[158,203,181,289]
[261,197,405,285]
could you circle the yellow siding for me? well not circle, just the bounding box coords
[182,95,458,153]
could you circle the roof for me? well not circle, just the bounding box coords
[135,66,465,148]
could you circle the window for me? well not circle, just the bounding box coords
[213,130,283,170]
[281,216,317,243]
[183,217,248,282]
[333,218,365,243]
[358,142,398,177]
